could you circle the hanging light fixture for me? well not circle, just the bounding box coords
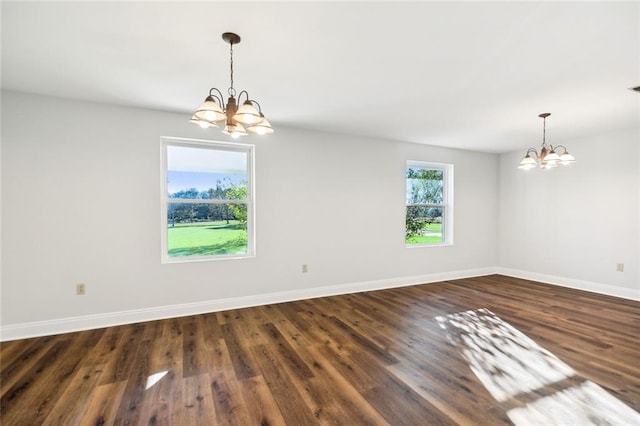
[518,113,575,170]
[190,32,274,137]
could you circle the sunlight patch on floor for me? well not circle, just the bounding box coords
[436,308,574,402]
[145,370,168,390]
[507,380,640,425]
[436,308,640,425]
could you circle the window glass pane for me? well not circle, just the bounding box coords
[406,168,443,204]
[167,145,247,200]
[405,206,443,244]
[167,203,247,257]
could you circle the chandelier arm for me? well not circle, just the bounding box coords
[552,144,568,153]
[526,148,539,158]
[208,88,225,106]
[237,90,250,105]
[249,99,263,114]
[236,91,263,113]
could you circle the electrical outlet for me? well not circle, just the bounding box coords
[302,264,308,273]
[616,263,624,272]
[76,283,86,295]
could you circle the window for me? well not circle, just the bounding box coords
[405,161,453,246]
[161,137,254,262]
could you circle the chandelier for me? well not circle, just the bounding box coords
[518,113,575,170]
[189,32,273,137]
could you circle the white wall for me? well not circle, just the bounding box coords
[1,91,498,336]
[498,126,639,297]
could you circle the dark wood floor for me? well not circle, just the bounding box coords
[1,275,639,425]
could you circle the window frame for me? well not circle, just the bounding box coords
[405,160,454,247]
[160,136,255,263]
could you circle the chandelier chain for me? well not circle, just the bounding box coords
[228,40,236,98]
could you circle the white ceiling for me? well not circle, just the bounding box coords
[2,1,638,153]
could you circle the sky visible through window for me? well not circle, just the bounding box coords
[167,145,247,194]
[167,171,246,195]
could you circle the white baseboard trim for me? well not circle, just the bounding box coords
[0,267,494,342]
[3,267,636,341]
[496,267,640,301]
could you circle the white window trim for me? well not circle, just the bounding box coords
[405,160,454,247]
[160,136,255,263]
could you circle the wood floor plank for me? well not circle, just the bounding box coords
[82,325,124,369]
[98,323,146,385]
[1,339,73,424]
[147,366,186,426]
[134,317,185,424]
[312,342,379,392]
[112,322,160,425]
[151,317,184,377]
[1,274,638,424]
[296,308,356,358]
[134,377,167,426]
[327,315,399,365]
[0,339,27,367]
[183,373,217,425]
[41,364,105,426]
[183,316,208,378]
[237,375,287,426]
[0,335,56,396]
[250,344,319,425]
[299,344,391,425]
[76,380,128,426]
[259,322,315,381]
[258,305,312,349]
[219,323,259,380]
[274,302,312,332]
[387,360,507,425]
[361,369,456,426]
[229,311,270,348]
[2,328,104,425]
[210,369,252,426]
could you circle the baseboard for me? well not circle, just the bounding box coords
[496,267,640,301]
[0,267,494,341]
[3,267,636,341]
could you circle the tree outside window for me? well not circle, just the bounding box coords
[405,162,453,246]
